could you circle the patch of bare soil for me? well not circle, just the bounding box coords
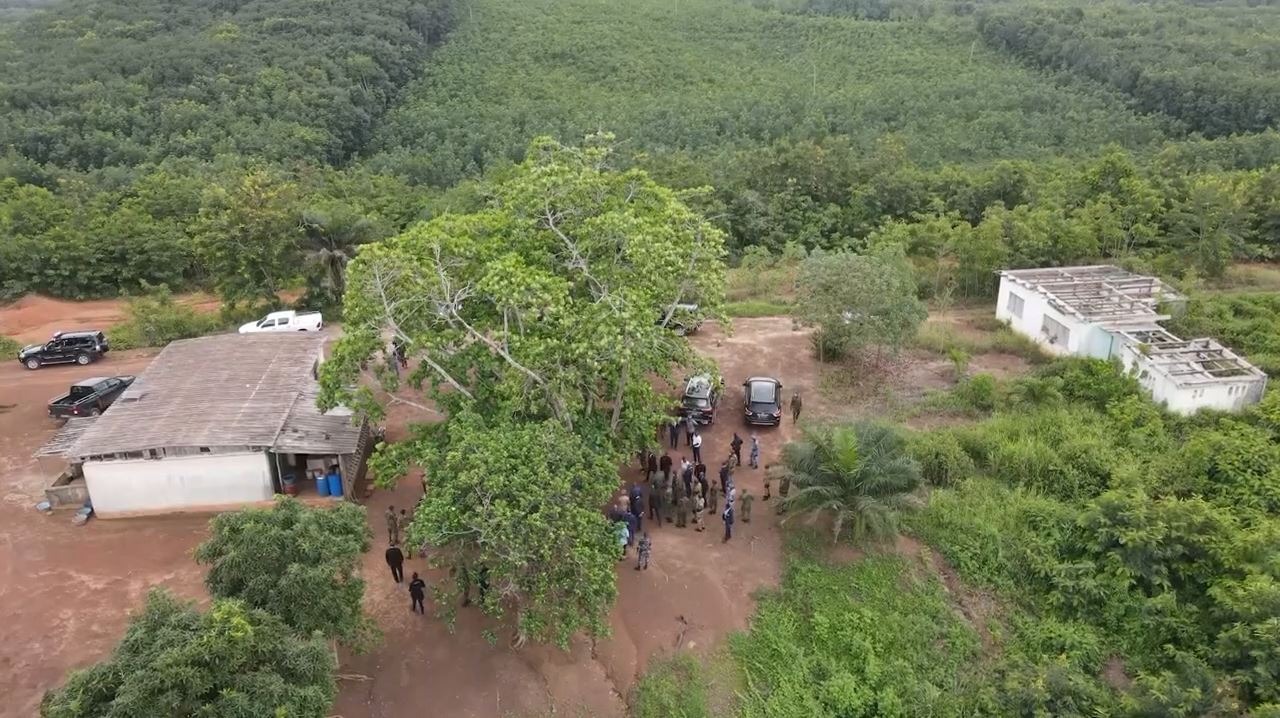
[0,293,225,343]
[1101,655,1132,691]
[969,352,1031,379]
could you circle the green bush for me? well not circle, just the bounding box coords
[631,653,711,718]
[952,373,997,412]
[908,431,975,487]
[107,286,222,350]
[0,335,20,357]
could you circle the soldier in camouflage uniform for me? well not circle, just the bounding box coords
[776,474,791,514]
[708,483,720,514]
[676,493,691,528]
[740,489,754,523]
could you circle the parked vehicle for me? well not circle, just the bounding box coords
[238,310,324,334]
[18,330,109,370]
[680,374,722,425]
[743,376,783,426]
[659,303,703,336]
[49,375,135,418]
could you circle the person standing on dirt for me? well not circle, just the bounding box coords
[693,491,706,531]
[646,452,659,482]
[676,493,690,528]
[629,482,644,519]
[708,482,720,514]
[718,461,731,493]
[682,460,694,500]
[393,338,408,368]
[635,533,652,571]
[409,572,427,614]
[697,469,709,505]
[722,502,735,542]
[750,433,761,469]
[385,542,405,583]
[398,508,410,540]
[648,470,664,522]
[740,490,754,524]
[691,430,703,463]
[385,505,399,545]
[762,464,773,501]
[777,474,791,514]
[659,453,673,485]
[685,417,696,447]
[669,416,682,449]
[790,391,803,422]
[730,432,743,466]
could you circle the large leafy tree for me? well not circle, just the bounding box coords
[192,170,302,304]
[794,244,926,361]
[776,421,922,544]
[320,135,726,645]
[194,498,375,649]
[41,590,335,718]
[409,412,621,647]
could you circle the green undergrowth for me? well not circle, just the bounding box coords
[0,334,20,356]
[725,299,792,318]
[913,320,1051,365]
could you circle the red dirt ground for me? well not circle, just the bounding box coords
[0,293,224,343]
[0,301,818,717]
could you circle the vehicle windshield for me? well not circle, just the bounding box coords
[748,381,777,404]
[684,396,711,409]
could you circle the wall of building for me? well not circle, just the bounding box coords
[1120,344,1267,415]
[996,277,1086,356]
[84,452,273,516]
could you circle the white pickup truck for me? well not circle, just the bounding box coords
[238,310,324,334]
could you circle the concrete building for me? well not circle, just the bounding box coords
[996,265,1267,414]
[43,333,372,517]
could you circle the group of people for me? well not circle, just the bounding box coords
[611,425,769,571]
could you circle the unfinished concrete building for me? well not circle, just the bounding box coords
[996,265,1267,414]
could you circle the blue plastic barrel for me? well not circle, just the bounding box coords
[315,471,330,497]
[327,471,342,498]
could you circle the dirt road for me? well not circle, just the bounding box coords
[0,347,211,718]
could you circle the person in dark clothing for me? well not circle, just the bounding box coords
[647,485,662,522]
[646,452,659,481]
[719,462,730,493]
[386,542,405,583]
[393,338,408,368]
[659,454,673,483]
[478,566,490,601]
[669,417,681,449]
[681,461,694,499]
[698,473,709,503]
[629,483,644,517]
[730,433,744,465]
[624,508,640,543]
[409,572,426,614]
[722,504,735,542]
[685,418,695,446]
[791,392,803,422]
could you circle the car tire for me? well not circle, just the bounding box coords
[89,408,101,417]
[25,358,40,370]
[76,354,91,365]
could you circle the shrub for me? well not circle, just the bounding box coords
[909,430,975,487]
[631,653,710,718]
[1039,358,1139,411]
[107,286,222,349]
[0,334,20,356]
[953,373,997,412]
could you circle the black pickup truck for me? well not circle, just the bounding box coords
[48,376,134,419]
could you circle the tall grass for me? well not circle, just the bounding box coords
[913,322,1051,364]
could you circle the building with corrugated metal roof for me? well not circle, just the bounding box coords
[41,333,372,517]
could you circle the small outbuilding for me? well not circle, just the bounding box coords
[48,333,372,518]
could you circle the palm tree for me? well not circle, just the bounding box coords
[777,421,921,544]
[300,206,378,301]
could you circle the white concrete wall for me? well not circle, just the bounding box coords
[1120,344,1266,415]
[996,277,1087,357]
[84,452,273,515]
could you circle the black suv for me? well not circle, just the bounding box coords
[743,376,783,426]
[18,331,109,370]
[680,374,721,425]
